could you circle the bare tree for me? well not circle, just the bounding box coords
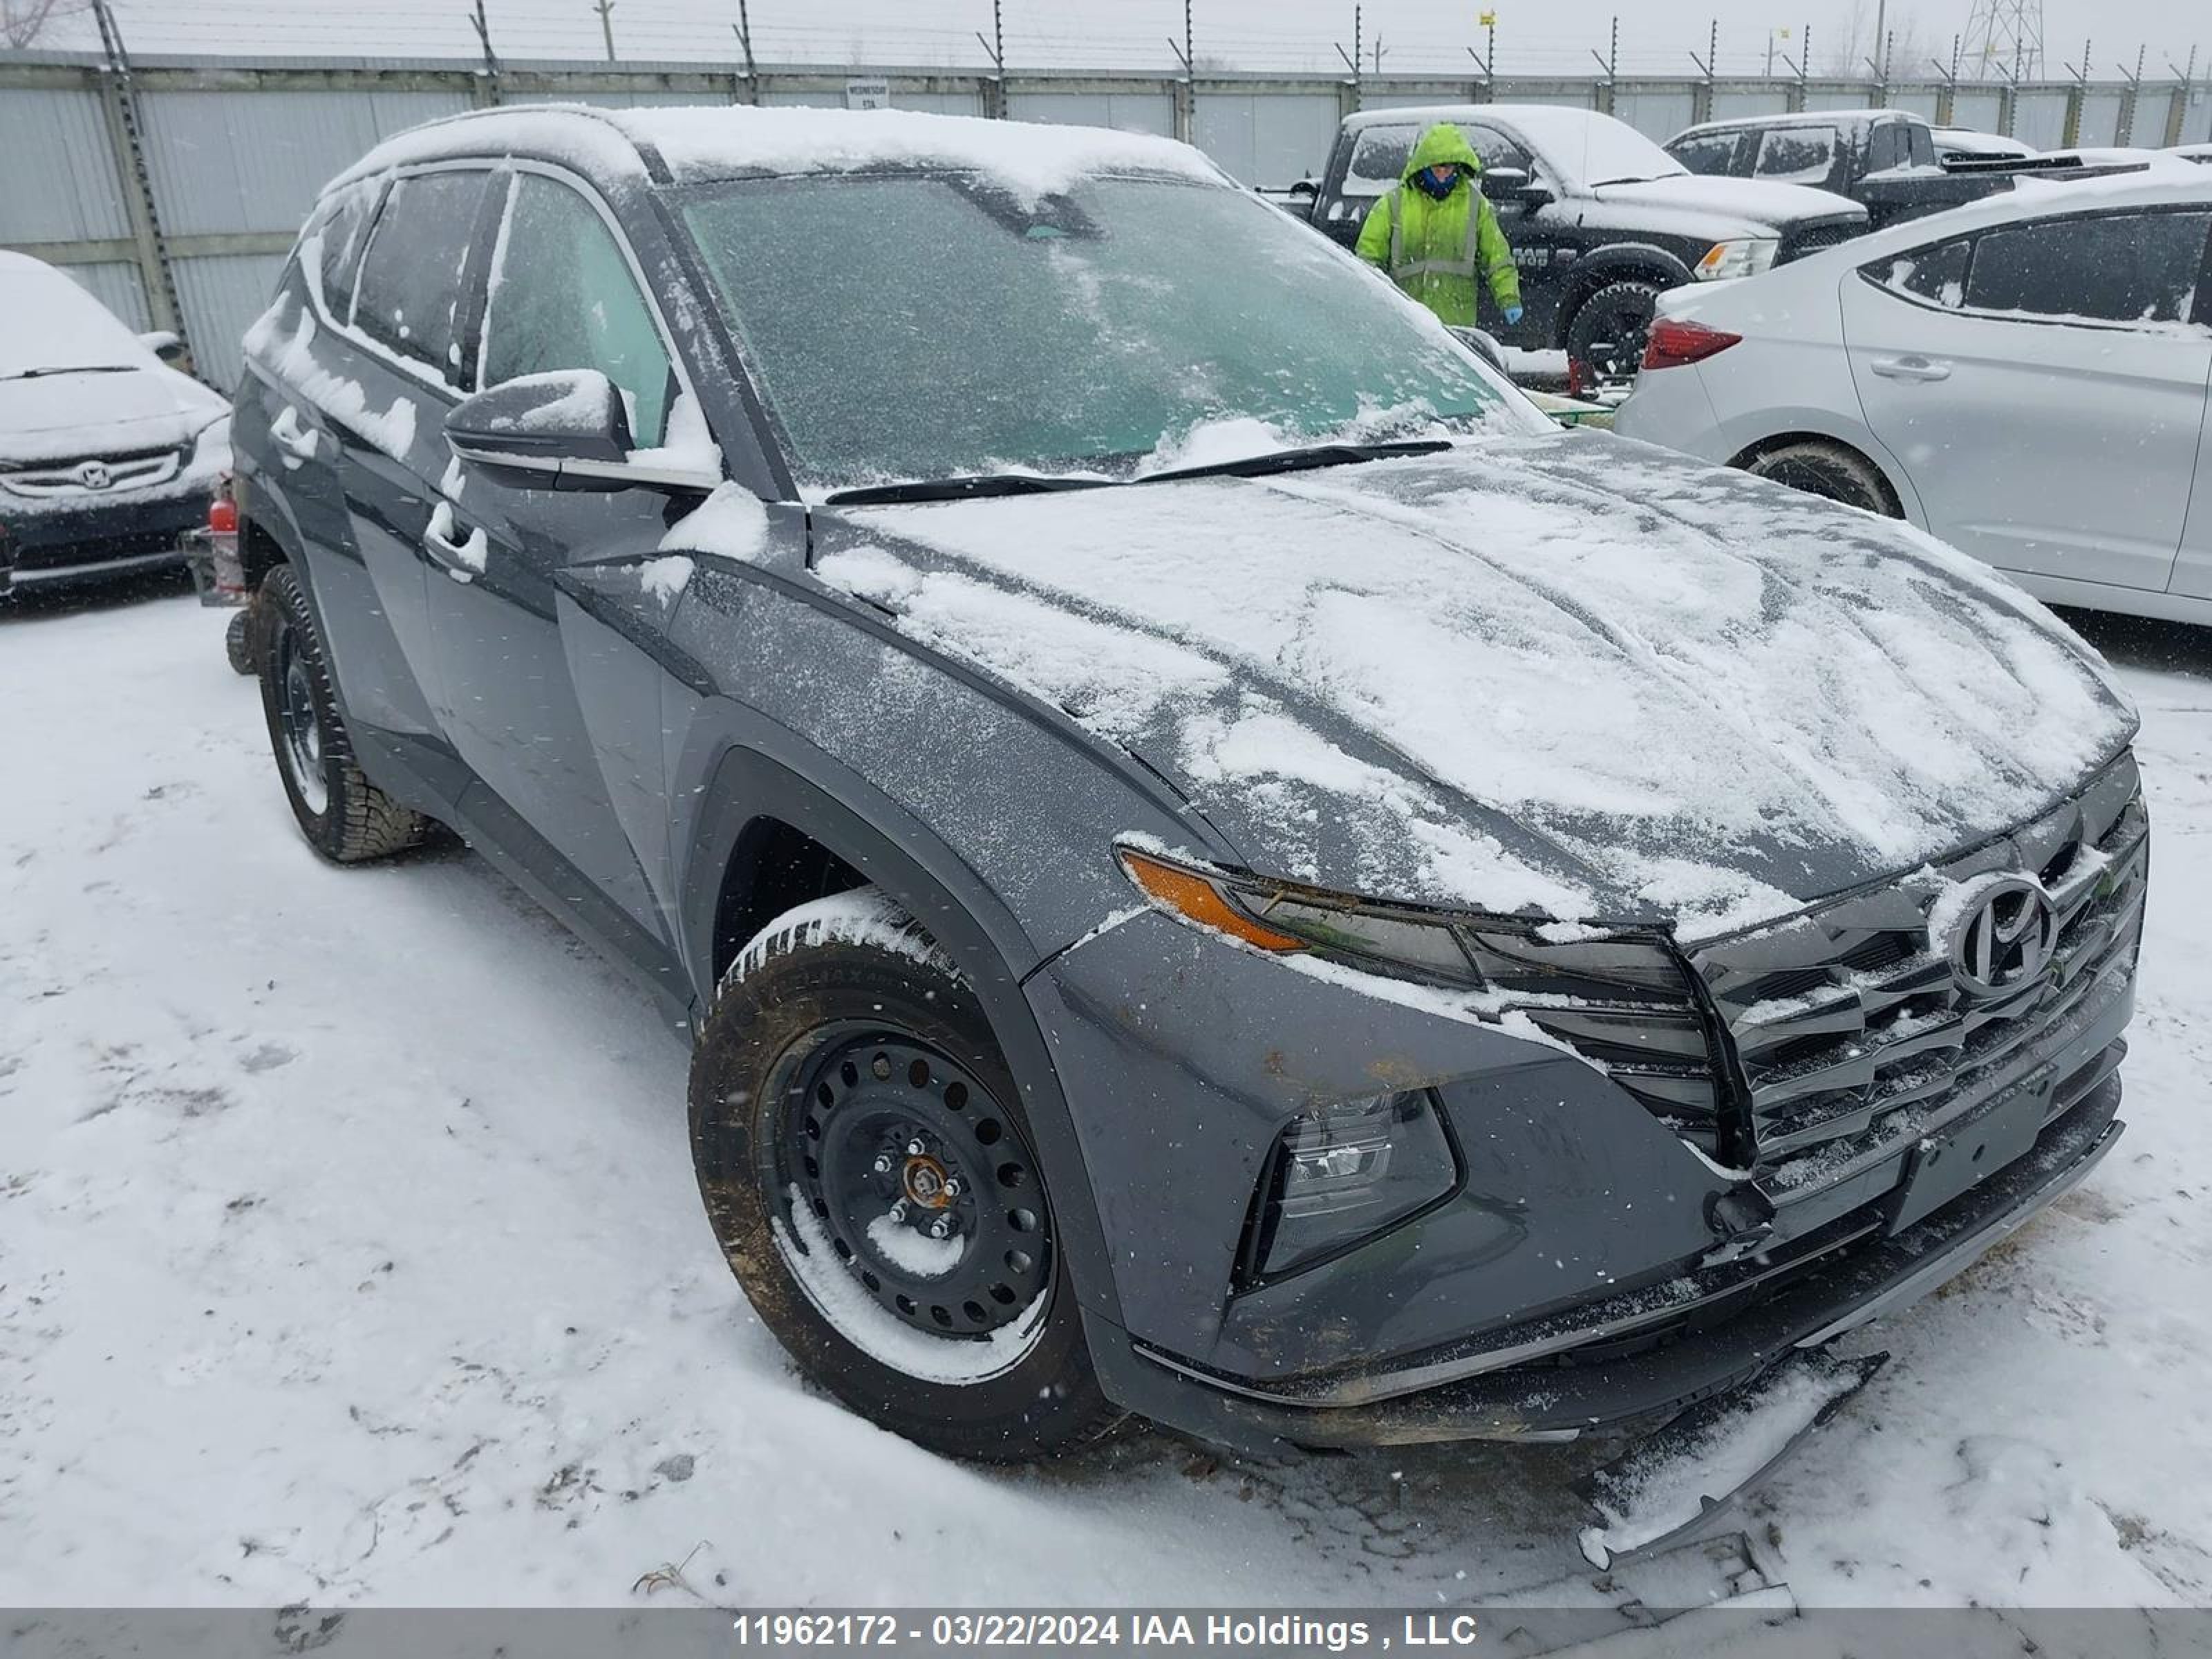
[1825,0,1931,77]
[2,0,93,49]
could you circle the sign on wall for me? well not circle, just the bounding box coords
[845,78,890,110]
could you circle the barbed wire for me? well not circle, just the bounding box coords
[48,0,2199,84]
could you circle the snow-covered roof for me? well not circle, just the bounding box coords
[1797,162,2212,266]
[1340,105,1687,191]
[1675,107,1914,136]
[327,102,1224,203]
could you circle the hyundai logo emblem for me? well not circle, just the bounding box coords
[77,460,113,491]
[1949,877,2059,1000]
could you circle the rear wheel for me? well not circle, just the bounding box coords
[1566,279,1665,389]
[1741,440,1901,517]
[688,890,1118,1461]
[255,564,429,863]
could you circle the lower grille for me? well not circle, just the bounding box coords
[1690,752,2146,1215]
[1778,218,1864,263]
[0,446,182,500]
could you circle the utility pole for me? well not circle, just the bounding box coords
[731,0,757,104]
[1372,33,1385,75]
[592,0,615,62]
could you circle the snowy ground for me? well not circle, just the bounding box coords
[2,575,2209,1611]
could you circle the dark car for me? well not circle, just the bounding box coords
[232,104,2144,1466]
[1664,109,2021,232]
[0,252,229,597]
[1304,104,1866,382]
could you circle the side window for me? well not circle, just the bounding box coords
[1669,131,1743,176]
[1866,238,1971,308]
[1754,125,1840,184]
[1865,123,1903,173]
[1340,125,1416,209]
[479,173,674,447]
[1906,123,1938,168]
[353,170,492,380]
[1965,212,2212,325]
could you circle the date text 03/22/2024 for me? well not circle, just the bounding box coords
[727,1613,1485,1649]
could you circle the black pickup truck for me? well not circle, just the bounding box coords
[1662,109,2018,231]
[1301,104,1866,385]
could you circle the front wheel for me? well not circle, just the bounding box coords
[688,890,1117,1461]
[1741,440,1902,518]
[1566,279,1665,389]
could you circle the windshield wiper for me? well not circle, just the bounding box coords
[825,472,1110,505]
[1138,438,1452,485]
[1,365,136,382]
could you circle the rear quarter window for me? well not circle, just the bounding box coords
[303,180,382,321]
[1866,238,1971,308]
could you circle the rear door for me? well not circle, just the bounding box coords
[1842,207,2212,594]
[426,167,709,955]
[330,165,502,769]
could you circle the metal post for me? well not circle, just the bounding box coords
[1333,6,1362,114]
[593,0,616,62]
[733,0,758,104]
[973,0,1005,118]
[1689,20,1716,124]
[87,0,184,346]
[2164,46,2197,147]
[1589,17,1617,115]
[468,0,501,104]
[1165,0,1194,141]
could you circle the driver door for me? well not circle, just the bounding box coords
[427,168,708,959]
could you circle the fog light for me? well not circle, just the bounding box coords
[1245,1091,1457,1282]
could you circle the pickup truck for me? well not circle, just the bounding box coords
[1662,109,2015,231]
[1302,104,1866,386]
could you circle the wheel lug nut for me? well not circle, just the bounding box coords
[872,1154,893,1174]
[944,1177,962,1198]
[928,1215,953,1239]
[888,1199,907,1223]
[906,1139,925,1156]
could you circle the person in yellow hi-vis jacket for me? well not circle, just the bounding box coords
[1354,122,1523,330]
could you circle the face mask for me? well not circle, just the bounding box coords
[1414,166,1460,200]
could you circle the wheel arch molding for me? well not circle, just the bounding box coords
[673,738,1129,1331]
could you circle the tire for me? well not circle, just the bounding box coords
[225,606,255,676]
[688,889,1118,1461]
[1741,440,1901,518]
[1566,279,1665,388]
[254,563,428,863]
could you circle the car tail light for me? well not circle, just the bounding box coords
[1641,318,1742,372]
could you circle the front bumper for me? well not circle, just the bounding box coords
[1,487,209,590]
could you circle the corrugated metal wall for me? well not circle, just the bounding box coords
[4,56,2202,392]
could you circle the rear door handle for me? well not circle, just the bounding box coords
[423,500,487,583]
[1869,354,1952,382]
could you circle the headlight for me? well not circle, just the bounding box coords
[1693,238,1779,281]
[1116,842,1687,999]
[1118,843,1734,1161]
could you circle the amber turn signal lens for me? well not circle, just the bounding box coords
[1118,849,1308,953]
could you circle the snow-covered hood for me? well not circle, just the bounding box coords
[819,435,2134,940]
[0,364,225,466]
[1586,174,1863,235]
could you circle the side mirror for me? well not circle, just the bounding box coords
[138,329,185,364]
[1483,167,1551,206]
[445,369,714,493]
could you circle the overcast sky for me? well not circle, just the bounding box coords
[50,0,2209,82]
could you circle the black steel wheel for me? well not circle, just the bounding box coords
[689,889,1118,1461]
[254,564,429,863]
[1566,279,1665,390]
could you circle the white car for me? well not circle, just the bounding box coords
[1612,169,2212,625]
[0,253,229,594]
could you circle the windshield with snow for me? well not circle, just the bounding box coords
[677,171,1512,492]
[0,265,146,379]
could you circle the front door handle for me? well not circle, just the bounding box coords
[1869,354,1952,382]
[423,500,487,583]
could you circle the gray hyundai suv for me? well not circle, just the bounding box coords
[229,104,2146,1463]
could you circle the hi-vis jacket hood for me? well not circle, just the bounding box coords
[1400,121,1485,184]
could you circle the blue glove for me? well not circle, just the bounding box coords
[1503,305,1524,326]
